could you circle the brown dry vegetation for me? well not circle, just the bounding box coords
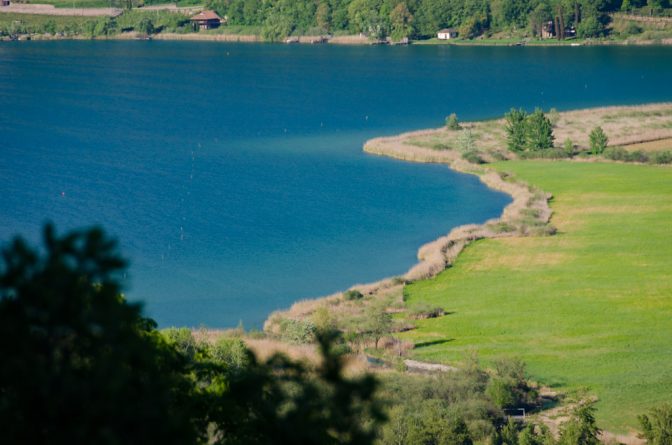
[379,103,672,159]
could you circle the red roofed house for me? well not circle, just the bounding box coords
[191,11,222,30]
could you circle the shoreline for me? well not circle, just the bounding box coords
[3,30,672,46]
[264,124,554,332]
[263,102,672,331]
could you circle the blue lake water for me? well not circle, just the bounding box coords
[1,42,670,327]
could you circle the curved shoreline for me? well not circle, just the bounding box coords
[264,123,553,329]
[264,101,672,329]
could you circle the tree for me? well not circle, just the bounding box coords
[529,3,552,37]
[138,16,154,35]
[501,418,520,445]
[505,108,529,152]
[558,404,601,445]
[365,304,392,349]
[589,126,608,154]
[0,224,386,445]
[459,128,477,153]
[576,15,604,37]
[390,2,414,40]
[518,423,554,445]
[261,8,294,41]
[0,224,200,444]
[526,108,555,151]
[638,404,672,445]
[446,112,462,130]
[316,2,331,31]
[348,0,382,34]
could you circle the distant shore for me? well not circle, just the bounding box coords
[6,32,672,46]
[3,28,672,46]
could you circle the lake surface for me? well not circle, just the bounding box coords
[1,42,671,327]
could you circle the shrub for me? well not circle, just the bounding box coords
[628,150,649,163]
[162,327,198,360]
[650,150,672,164]
[463,150,485,164]
[312,306,336,332]
[638,403,672,445]
[344,289,364,301]
[577,15,605,38]
[410,305,446,319]
[209,337,250,373]
[589,126,608,155]
[520,148,569,159]
[459,129,476,153]
[563,138,574,156]
[559,404,601,445]
[446,113,462,130]
[277,318,317,344]
[548,108,560,127]
[603,146,628,161]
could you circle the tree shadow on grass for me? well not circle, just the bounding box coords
[414,338,455,348]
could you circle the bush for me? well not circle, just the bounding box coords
[463,150,485,164]
[209,337,250,372]
[459,129,476,153]
[344,289,364,301]
[559,404,601,445]
[628,150,649,163]
[410,305,445,319]
[277,318,317,344]
[638,403,672,445]
[446,113,461,130]
[548,108,560,127]
[650,150,672,164]
[162,327,198,360]
[519,148,569,159]
[603,146,628,161]
[563,138,574,156]
[577,15,605,38]
[589,126,608,155]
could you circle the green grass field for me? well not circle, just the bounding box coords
[402,161,672,432]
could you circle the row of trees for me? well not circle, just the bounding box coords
[503,107,609,156]
[205,0,671,40]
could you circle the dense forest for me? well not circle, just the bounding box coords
[203,0,671,40]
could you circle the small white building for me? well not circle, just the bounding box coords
[437,28,458,40]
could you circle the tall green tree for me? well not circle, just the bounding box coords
[390,2,414,39]
[505,108,529,152]
[558,404,601,445]
[526,108,555,151]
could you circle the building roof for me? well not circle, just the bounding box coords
[438,28,457,33]
[191,10,221,21]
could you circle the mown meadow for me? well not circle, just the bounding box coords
[402,160,672,432]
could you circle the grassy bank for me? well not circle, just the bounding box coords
[402,160,672,432]
[266,104,672,436]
